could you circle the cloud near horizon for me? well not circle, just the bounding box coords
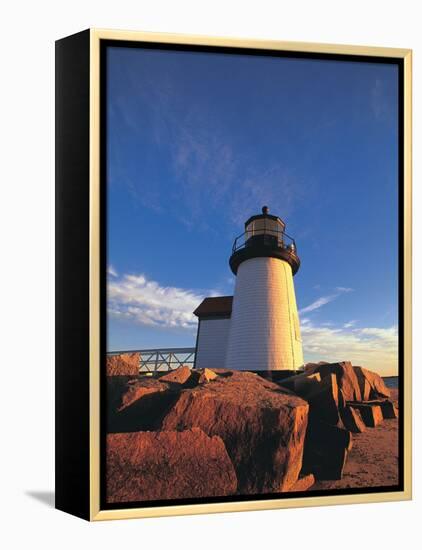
[107,271,205,331]
[300,319,398,375]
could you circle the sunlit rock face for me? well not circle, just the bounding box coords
[106,352,140,376]
[162,370,309,494]
[106,428,237,503]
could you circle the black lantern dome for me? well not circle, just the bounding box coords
[229,206,300,275]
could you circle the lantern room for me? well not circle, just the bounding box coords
[229,206,300,276]
[244,205,286,248]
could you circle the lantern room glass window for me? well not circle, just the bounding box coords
[245,217,284,244]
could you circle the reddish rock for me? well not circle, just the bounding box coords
[295,372,322,389]
[349,403,383,427]
[378,400,398,419]
[281,372,322,394]
[162,370,309,494]
[118,378,168,411]
[287,474,315,492]
[340,405,367,433]
[281,372,342,426]
[304,361,329,371]
[106,428,237,503]
[353,367,372,401]
[106,375,139,413]
[353,366,391,399]
[208,368,234,374]
[302,420,352,480]
[107,377,180,433]
[351,399,398,420]
[106,353,140,376]
[305,374,342,425]
[198,368,218,383]
[305,361,362,402]
[159,365,192,385]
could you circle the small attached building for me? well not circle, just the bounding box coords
[193,296,233,370]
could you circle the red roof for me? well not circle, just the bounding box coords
[193,296,233,318]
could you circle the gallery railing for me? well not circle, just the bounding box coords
[107,347,196,373]
[232,228,298,255]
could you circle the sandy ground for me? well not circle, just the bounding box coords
[311,389,399,490]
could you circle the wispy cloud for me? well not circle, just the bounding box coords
[107,265,118,277]
[170,112,302,228]
[301,319,398,375]
[108,271,205,331]
[343,320,357,329]
[109,65,306,231]
[335,287,354,293]
[299,287,353,315]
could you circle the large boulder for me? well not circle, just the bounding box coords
[106,377,180,433]
[106,428,237,503]
[302,420,352,480]
[106,353,140,376]
[378,400,398,419]
[162,371,309,494]
[287,474,315,492]
[281,372,342,426]
[353,368,371,400]
[339,405,366,433]
[280,372,322,393]
[353,366,391,399]
[305,361,362,402]
[117,378,169,411]
[106,375,139,414]
[349,402,383,427]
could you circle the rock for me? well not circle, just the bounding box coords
[198,368,218,383]
[254,370,301,384]
[106,428,237,503]
[107,377,180,433]
[287,474,315,492]
[304,361,329,371]
[294,372,322,390]
[353,366,391,399]
[159,365,192,385]
[162,370,309,494]
[302,420,352,480]
[106,353,140,376]
[118,378,168,411]
[280,372,322,393]
[340,405,366,433]
[352,399,398,420]
[349,403,383,427]
[378,400,398,419]
[106,375,139,413]
[304,374,342,425]
[280,372,342,426]
[305,361,362,402]
[353,367,372,400]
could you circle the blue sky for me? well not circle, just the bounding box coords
[106,46,399,375]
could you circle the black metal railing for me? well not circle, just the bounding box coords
[232,228,297,255]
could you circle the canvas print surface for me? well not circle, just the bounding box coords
[103,44,401,507]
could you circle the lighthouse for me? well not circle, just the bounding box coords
[224,206,304,371]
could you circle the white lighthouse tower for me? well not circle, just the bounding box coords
[225,206,304,371]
